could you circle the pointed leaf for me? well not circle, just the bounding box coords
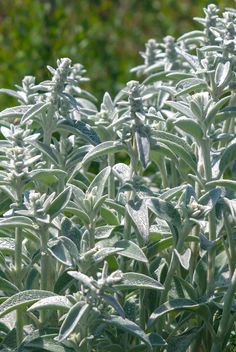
[126,199,149,242]
[219,143,236,175]
[114,240,148,263]
[82,141,125,165]
[135,128,150,168]
[46,187,72,218]
[174,118,203,139]
[115,272,163,290]
[21,102,51,123]
[28,295,71,312]
[87,166,111,202]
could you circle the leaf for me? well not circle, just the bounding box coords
[126,199,149,242]
[112,163,131,182]
[29,169,67,185]
[114,272,163,290]
[102,315,152,349]
[101,294,125,318]
[28,296,71,312]
[86,166,111,202]
[135,127,150,168]
[20,335,74,352]
[205,96,230,127]
[58,302,90,341]
[0,105,32,119]
[174,118,203,139]
[0,290,56,318]
[214,61,230,88]
[174,249,191,270]
[165,101,195,119]
[206,180,236,192]
[148,197,181,229]
[21,102,51,123]
[57,119,100,146]
[219,143,236,175]
[82,141,125,165]
[148,298,210,327]
[167,327,202,352]
[175,78,207,96]
[30,141,59,166]
[0,216,35,229]
[198,188,222,208]
[46,187,72,218]
[47,236,79,266]
[100,206,119,225]
[93,247,122,263]
[0,277,19,295]
[114,240,148,263]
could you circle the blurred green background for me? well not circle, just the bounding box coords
[0,0,233,107]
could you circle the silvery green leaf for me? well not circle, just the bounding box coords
[165,101,195,119]
[0,290,56,318]
[57,119,100,146]
[166,72,193,80]
[58,302,90,341]
[103,92,114,112]
[174,249,191,270]
[150,141,179,165]
[28,295,71,312]
[113,163,131,182]
[198,188,221,208]
[29,169,67,185]
[173,276,197,301]
[0,88,26,102]
[65,206,90,224]
[178,30,203,41]
[174,117,203,139]
[114,240,148,263]
[87,166,111,202]
[0,277,19,295]
[135,127,150,169]
[219,143,236,175]
[167,327,203,352]
[147,197,181,229]
[82,141,125,165]
[47,236,79,266]
[142,71,169,85]
[206,180,236,192]
[46,187,72,218]
[206,96,230,127]
[95,225,115,239]
[19,336,72,352]
[102,315,152,349]
[148,298,210,327]
[0,105,32,119]
[67,271,96,291]
[0,216,35,229]
[30,141,59,166]
[92,247,123,263]
[114,272,163,290]
[214,61,231,88]
[101,294,125,318]
[21,102,51,123]
[175,78,207,96]
[126,198,149,242]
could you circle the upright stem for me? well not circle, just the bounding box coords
[200,139,216,295]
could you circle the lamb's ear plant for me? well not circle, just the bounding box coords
[0,3,236,352]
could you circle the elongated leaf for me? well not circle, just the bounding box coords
[135,128,150,168]
[0,290,56,318]
[206,180,236,192]
[0,105,32,119]
[215,61,230,88]
[82,141,125,165]
[21,102,51,123]
[206,96,230,127]
[219,143,236,175]
[148,197,181,229]
[198,188,221,207]
[28,296,71,312]
[102,315,152,349]
[0,277,19,295]
[167,327,202,352]
[65,206,90,224]
[148,298,210,327]
[58,302,90,341]
[20,335,74,352]
[30,141,59,166]
[101,294,125,318]
[29,169,67,185]
[57,119,100,145]
[114,240,148,263]
[47,236,79,266]
[0,216,35,229]
[126,199,149,242]
[87,166,111,201]
[174,118,203,139]
[115,272,163,290]
[165,101,195,119]
[46,187,72,218]
[174,249,191,270]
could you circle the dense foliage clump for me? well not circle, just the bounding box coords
[0,4,236,352]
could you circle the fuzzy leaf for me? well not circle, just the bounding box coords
[0,216,35,229]
[28,295,71,312]
[0,105,32,119]
[0,290,56,318]
[87,166,111,202]
[126,199,149,242]
[58,302,90,341]
[148,298,210,327]
[135,127,150,168]
[174,118,203,139]
[82,141,125,165]
[114,240,148,263]
[102,315,152,349]
[115,272,163,290]
[46,187,72,218]
[219,143,236,175]
[21,102,51,123]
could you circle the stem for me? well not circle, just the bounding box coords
[159,157,168,188]
[210,269,236,352]
[200,139,216,296]
[224,212,236,277]
[40,228,49,324]
[108,153,115,199]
